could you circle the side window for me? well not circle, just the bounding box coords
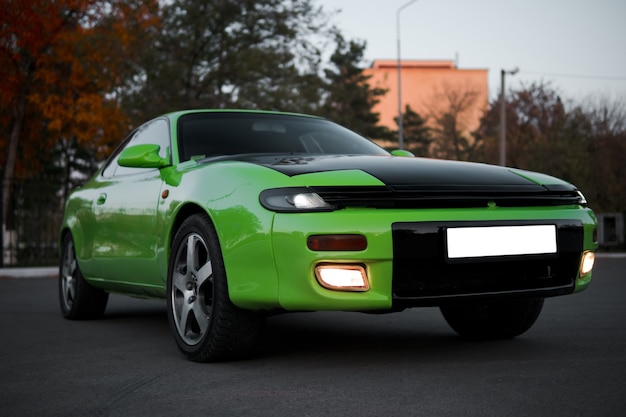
[102,118,170,178]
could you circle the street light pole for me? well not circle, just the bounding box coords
[396,0,420,150]
[499,67,519,166]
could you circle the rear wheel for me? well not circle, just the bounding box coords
[440,298,544,340]
[167,213,264,362]
[59,234,109,319]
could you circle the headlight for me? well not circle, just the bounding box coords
[576,190,588,206]
[260,188,334,212]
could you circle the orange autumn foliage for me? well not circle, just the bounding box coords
[0,0,160,178]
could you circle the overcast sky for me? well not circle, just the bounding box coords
[315,0,626,102]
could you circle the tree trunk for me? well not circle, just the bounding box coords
[2,72,29,230]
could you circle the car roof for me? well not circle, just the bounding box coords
[165,109,324,121]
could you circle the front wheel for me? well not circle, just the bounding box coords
[167,214,264,362]
[59,233,109,320]
[440,298,544,340]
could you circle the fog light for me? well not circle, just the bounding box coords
[580,251,595,276]
[314,264,369,292]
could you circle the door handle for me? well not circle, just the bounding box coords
[96,193,107,205]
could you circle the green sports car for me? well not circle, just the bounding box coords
[59,109,597,362]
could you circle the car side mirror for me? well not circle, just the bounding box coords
[118,144,170,168]
[390,149,415,157]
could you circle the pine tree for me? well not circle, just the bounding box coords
[321,34,392,140]
[394,105,432,156]
[122,0,330,124]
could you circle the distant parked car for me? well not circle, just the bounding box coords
[59,110,597,362]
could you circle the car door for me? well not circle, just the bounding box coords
[88,118,170,291]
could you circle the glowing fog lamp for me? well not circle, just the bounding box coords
[314,264,369,292]
[580,251,595,276]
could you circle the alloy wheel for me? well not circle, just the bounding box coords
[170,233,214,345]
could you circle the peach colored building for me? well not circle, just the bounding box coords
[364,60,489,135]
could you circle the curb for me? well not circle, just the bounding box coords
[0,267,58,279]
[595,252,626,258]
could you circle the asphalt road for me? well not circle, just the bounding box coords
[1,256,625,417]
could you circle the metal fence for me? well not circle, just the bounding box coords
[1,178,64,267]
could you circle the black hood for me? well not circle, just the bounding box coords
[239,154,572,192]
[213,154,582,208]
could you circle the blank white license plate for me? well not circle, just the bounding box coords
[446,225,557,259]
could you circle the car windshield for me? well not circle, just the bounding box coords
[177,112,389,162]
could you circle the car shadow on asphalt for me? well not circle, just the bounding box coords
[102,295,167,320]
[256,309,546,364]
[92,297,549,364]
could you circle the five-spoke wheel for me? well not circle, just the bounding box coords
[170,232,213,345]
[59,234,109,320]
[166,214,264,362]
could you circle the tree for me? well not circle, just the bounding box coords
[393,104,431,156]
[475,82,626,212]
[0,0,159,231]
[476,82,577,169]
[122,0,330,125]
[321,34,392,140]
[427,83,483,161]
[580,95,626,212]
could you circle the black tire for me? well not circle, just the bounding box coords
[166,213,264,362]
[59,233,109,320]
[440,298,544,340]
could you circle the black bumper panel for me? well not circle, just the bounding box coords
[391,220,583,307]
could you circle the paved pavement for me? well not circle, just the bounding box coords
[1,255,625,417]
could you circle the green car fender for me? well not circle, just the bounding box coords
[158,161,295,310]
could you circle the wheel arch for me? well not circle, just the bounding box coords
[59,223,84,263]
[163,202,210,269]
[164,200,280,310]
[169,203,209,248]
[59,227,71,257]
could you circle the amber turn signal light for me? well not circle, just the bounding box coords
[307,234,367,251]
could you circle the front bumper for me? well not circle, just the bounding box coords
[247,206,597,311]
